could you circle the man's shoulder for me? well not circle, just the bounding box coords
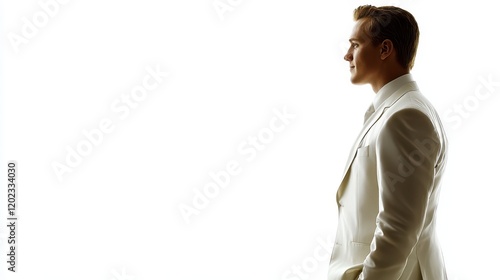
[388,89,437,117]
[380,89,447,142]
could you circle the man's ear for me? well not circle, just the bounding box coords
[380,39,394,60]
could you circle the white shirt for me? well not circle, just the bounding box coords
[373,73,415,112]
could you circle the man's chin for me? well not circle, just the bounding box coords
[350,76,363,85]
[350,74,370,85]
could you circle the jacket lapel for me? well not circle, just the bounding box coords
[336,81,419,201]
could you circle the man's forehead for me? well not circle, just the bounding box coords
[349,19,369,42]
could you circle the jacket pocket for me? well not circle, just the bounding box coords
[356,145,369,157]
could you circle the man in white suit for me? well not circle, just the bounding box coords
[328,5,448,280]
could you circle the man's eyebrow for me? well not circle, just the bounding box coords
[349,38,359,43]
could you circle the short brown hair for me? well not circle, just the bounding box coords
[353,5,419,70]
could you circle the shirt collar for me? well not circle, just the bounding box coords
[372,73,415,111]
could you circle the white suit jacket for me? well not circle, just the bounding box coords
[328,75,448,280]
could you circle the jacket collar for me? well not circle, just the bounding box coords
[374,73,415,111]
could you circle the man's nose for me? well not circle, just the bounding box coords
[344,52,352,62]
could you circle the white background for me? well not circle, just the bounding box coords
[1,0,499,279]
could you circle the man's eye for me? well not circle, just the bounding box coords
[352,44,359,48]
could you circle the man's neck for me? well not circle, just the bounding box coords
[371,68,410,93]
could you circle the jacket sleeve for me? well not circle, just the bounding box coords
[358,108,440,279]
